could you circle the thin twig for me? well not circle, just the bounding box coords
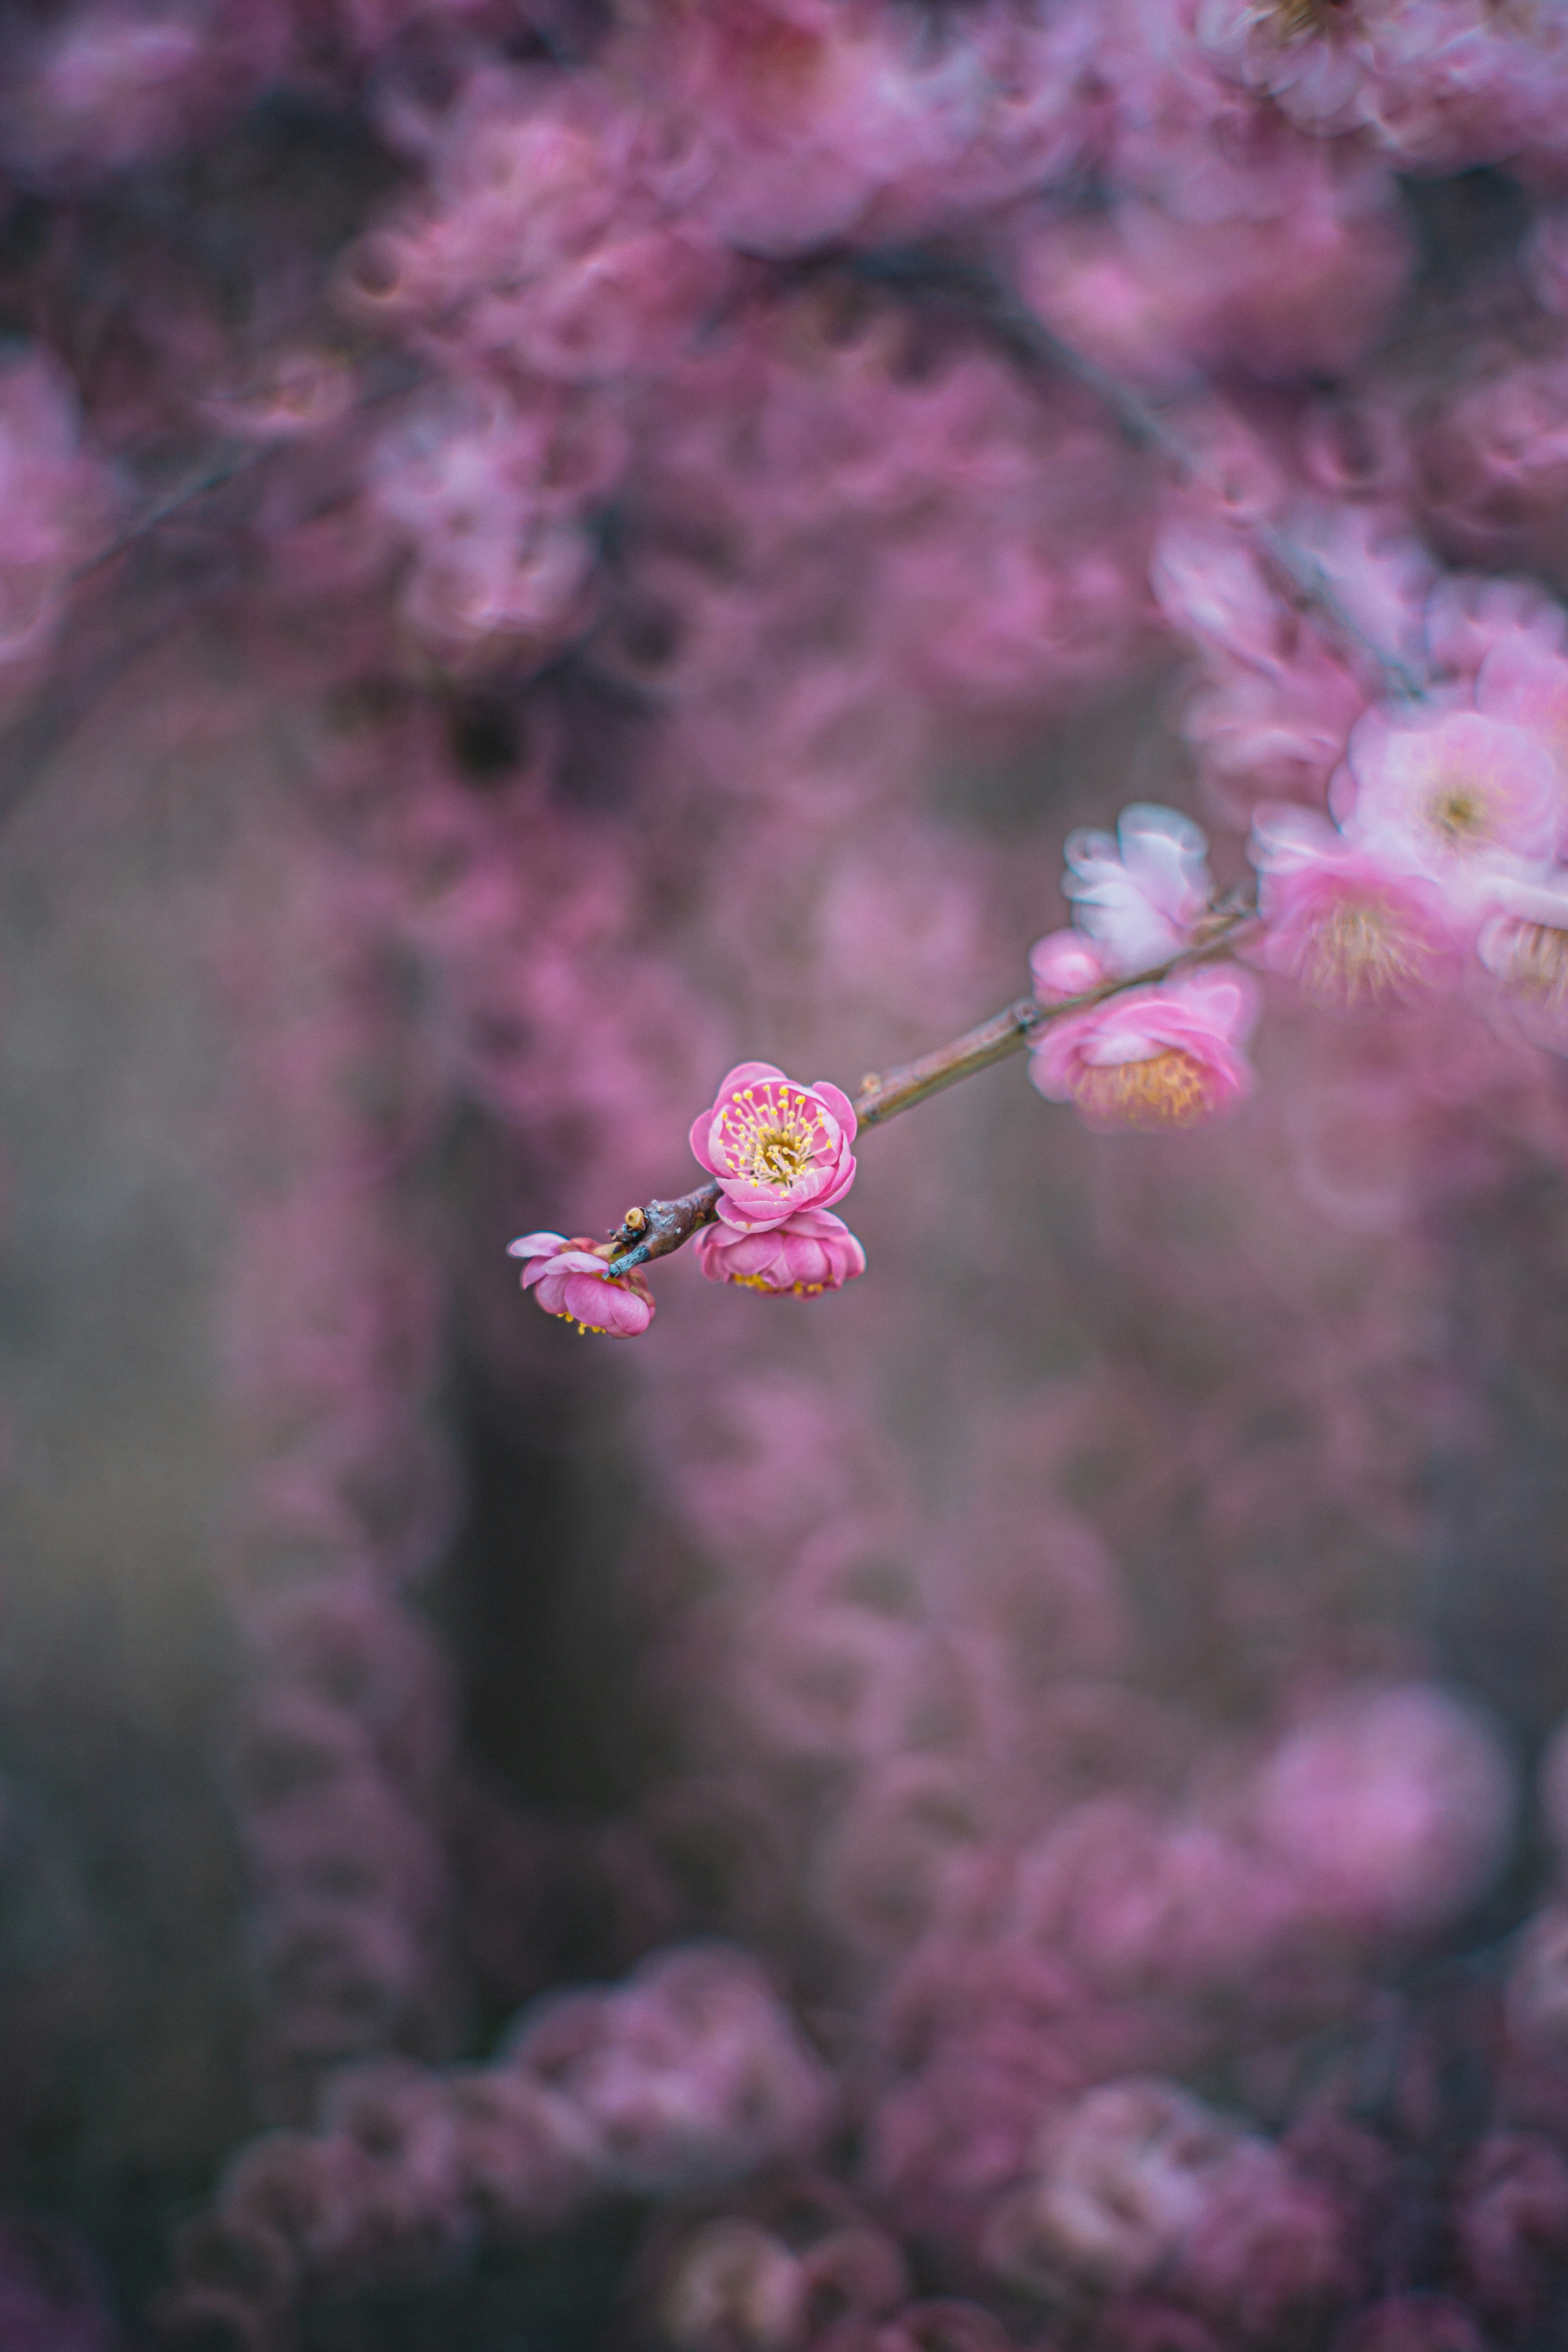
[603,906,1258,1276]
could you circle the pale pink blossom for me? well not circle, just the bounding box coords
[1476,635,1568,802]
[1249,805,1464,1008]
[986,2078,1240,2296]
[690,1061,857,1230]
[1249,1684,1514,1936]
[694,1206,865,1297]
[1334,705,1563,883]
[1062,804,1214,976]
[1029,972,1258,1134]
[1031,929,1111,1005]
[1473,864,1568,1042]
[507,1232,655,1337]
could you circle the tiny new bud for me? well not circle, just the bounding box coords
[623,1206,648,1234]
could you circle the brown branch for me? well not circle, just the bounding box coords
[602,906,1257,1278]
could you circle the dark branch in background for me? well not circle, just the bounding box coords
[846,248,1429,704]
[604,905,1258,1276]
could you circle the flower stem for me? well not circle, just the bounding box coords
[602,907,1258,1277]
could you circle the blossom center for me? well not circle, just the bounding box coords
[1265,0,1351,36]
[1074,1050,1215,1129]
[1301,897,1428,1004]
[1425,782,1491,849]
[721,1087,824,1191]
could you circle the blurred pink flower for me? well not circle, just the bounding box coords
[1335,706,1562,882]
[695,1205,866,1296]
[507,1232,655,1336]
[690,1061,858,1230]
[1028,972,1258,1134]
[1249,805,1463,1007]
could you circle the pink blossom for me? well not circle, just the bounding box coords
[1453,2133,1568,2325]
[1334,705,1563,883]
[1473,864,1568,1042]
[689,1061,858,1230]
[694,1205,865,1297]
[1476,634,1568,801]
[1062,804,1214,976]
[1248,1684,1514,1937]
[507,1232,655,1337]
[1249,805,1464,1007]
[1028,971,1258,1134]
[985,2078,1241,2296]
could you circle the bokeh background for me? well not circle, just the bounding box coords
[7,5,1568,2349]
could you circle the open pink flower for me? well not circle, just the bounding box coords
[507,1232,655,1336]
[695,1205,866,1297]
[1029,972,1258,1134]
[690,1061,857,1231]
[1248,805,1463,1009]
[1334,706,1562,881]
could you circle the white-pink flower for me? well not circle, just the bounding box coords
[1334,706,1562,884]
[507,1232,655,1336]
[1061,803,1214,976]
[690,1061,857,1232]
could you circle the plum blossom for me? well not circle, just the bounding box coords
[507,1232,655,1336]
[1029,971,1258,1134]
[1474,864,1568,1042]
[985,2078,1241,2296]
[1249,1684,1514,1937]
[1248,804,1463,1008]
[1334,706,1562,887]
[1061,804,1214,976]
[690,1062,858,1231]
[694,1206,866,1297]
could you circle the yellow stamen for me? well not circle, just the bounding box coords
[1300,897,1430,1006]
[1265,0,1351,34]
[1426,783,1491,849]
[1074,1049,1217,1129]
[1499,919,1568,1007]
[719,1082,826,1192]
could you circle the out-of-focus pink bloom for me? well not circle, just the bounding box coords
[985,2078,1240,2296]
[1476,635,1568,800]
[695,1205,865,1297]
[1249,1684,1515,1936]
[1453,2133,1568,2325]
[1335,706,1562,883]
[443,2066,599,2238]
[507,1943,835,2195]
[1505,1904,1568,2061]
[815,2301,1014,2352]
[1180,2139,1358,2339]
[1250,805,1464,1007]
[1474,864,1568,1043]
[1029,971,1258,1134]
[690,1062,857,1230]
[507,1232,655,1337]
[1062,804,1214,975]
[0,2,289,187]
[657,2218,805,2352]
